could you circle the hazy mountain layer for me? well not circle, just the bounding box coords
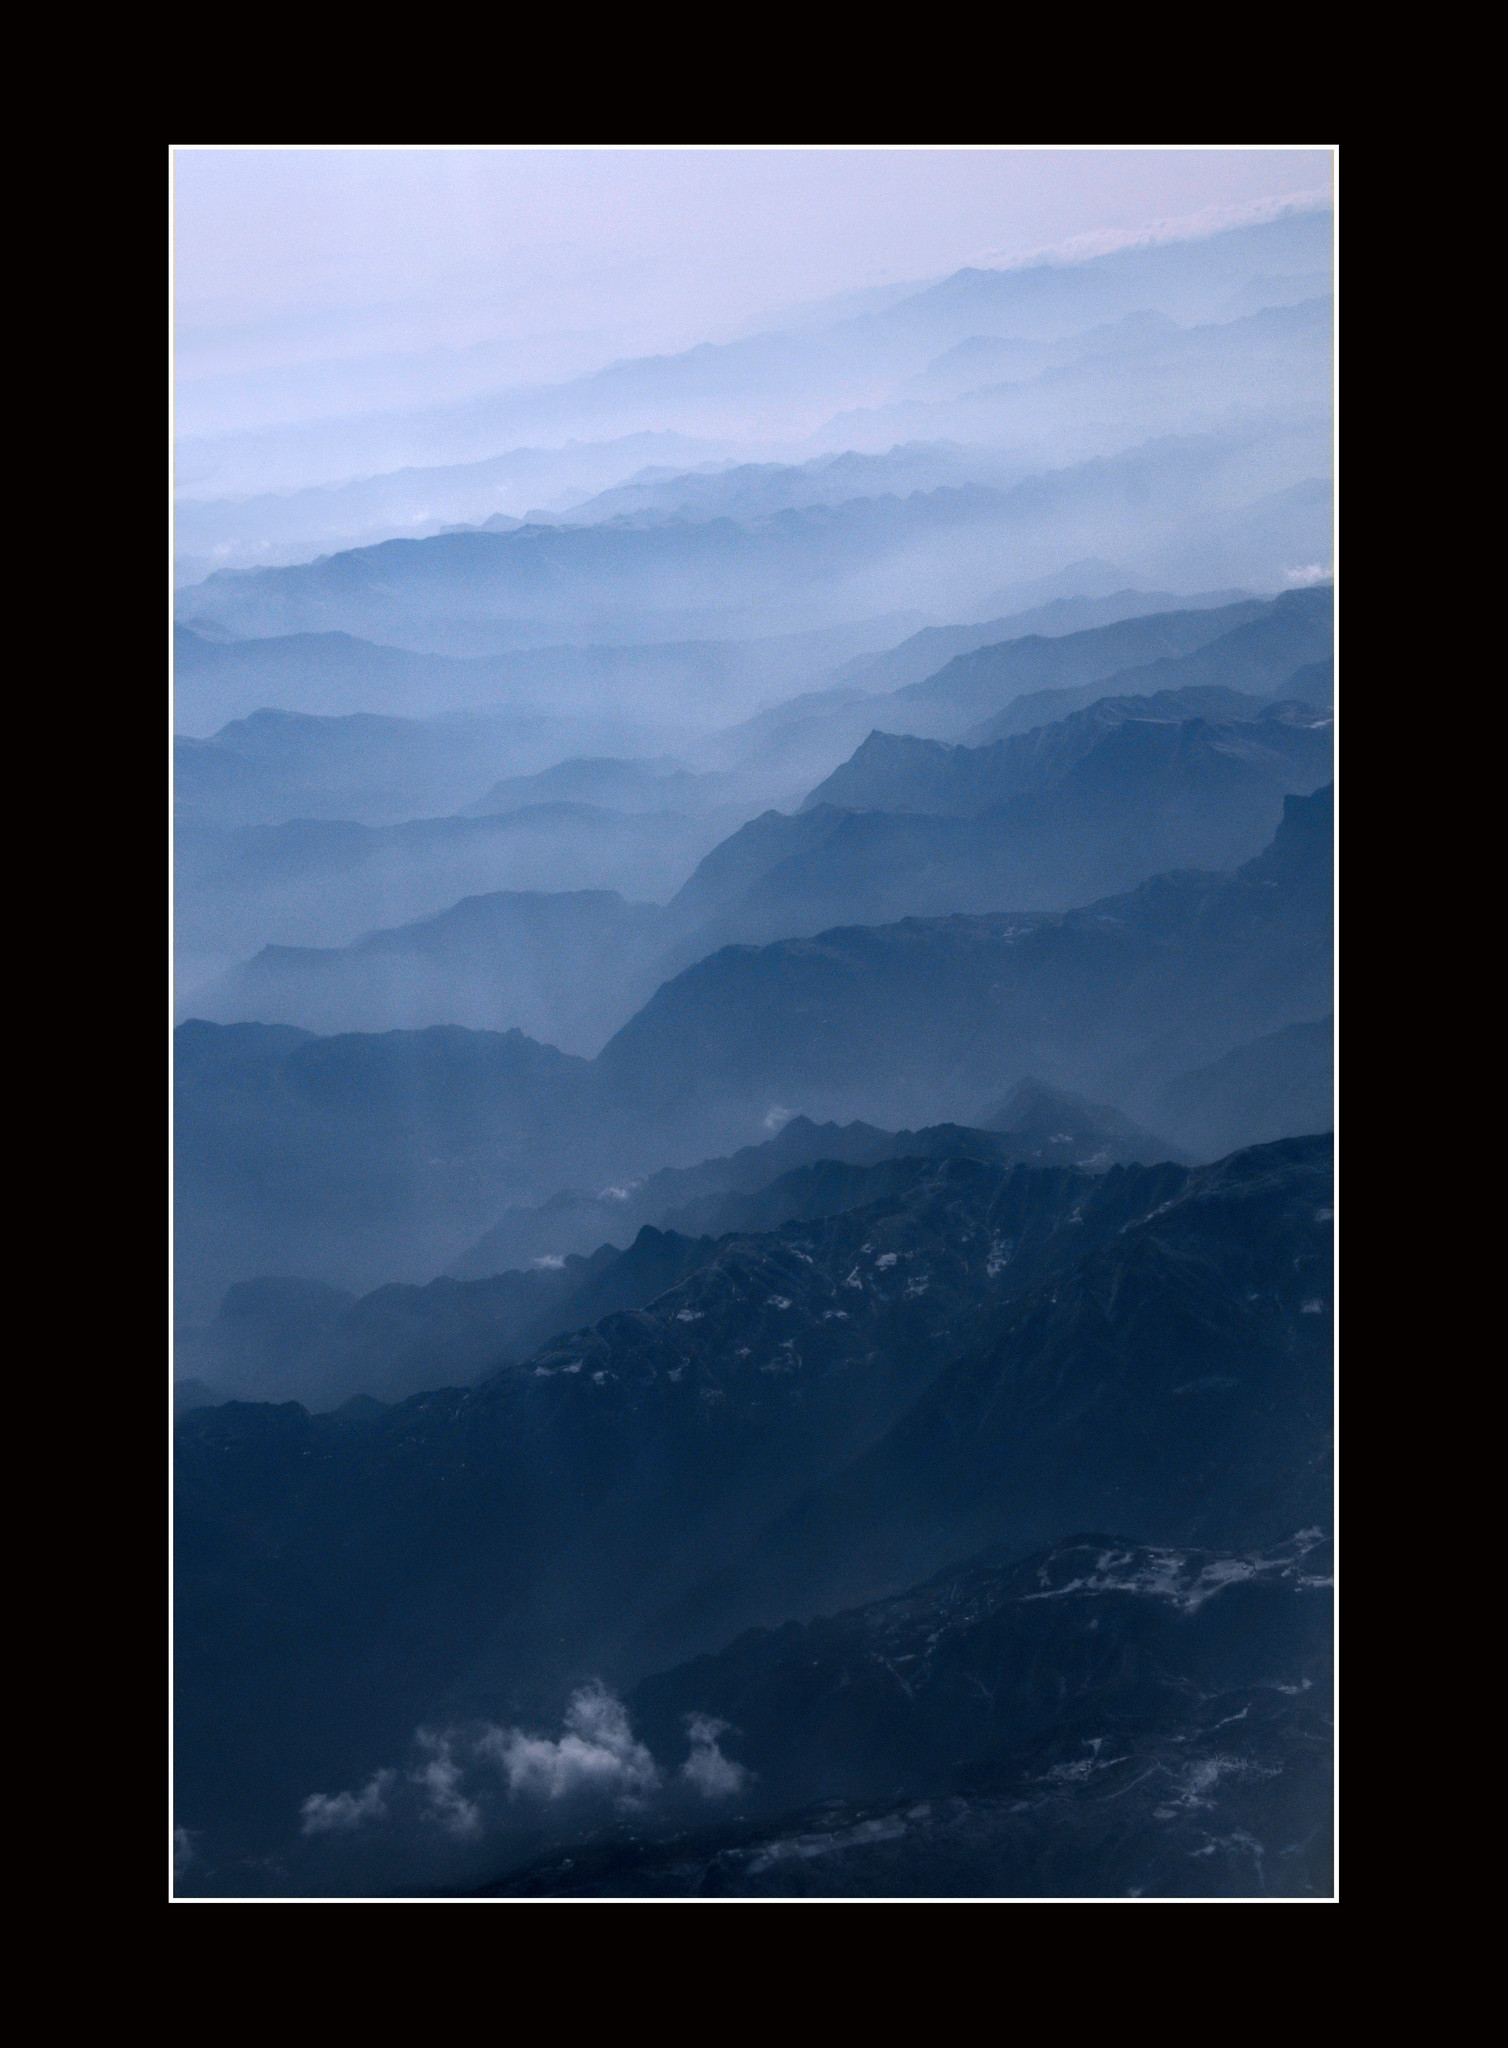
[173,614,915,738]
[664,705,1330,963]
[176,433,1329,659]
[962,586,1333,742]
[716,586,1324,789]
[175,792,1330,1314]
[174,431,733,577]
[179,208,1331,501]
[826,585,1251,696]
[825,296,1331,459]
[189,890,668,1054]
[1153,1018,1333,1159]
[602,788,1333,1155]
[175,804,739,1003]
[804,692,1324,816]
[182,595,1330,1043]
[465,757,736,817]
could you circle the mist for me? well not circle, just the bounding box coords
[173,148,1336,1902]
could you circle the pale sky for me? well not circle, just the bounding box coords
[174,148,1333,437]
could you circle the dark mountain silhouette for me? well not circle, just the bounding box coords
[175,1136,1330,1895]
[181,1089,1183,1413]
[493,1525,1330,1898]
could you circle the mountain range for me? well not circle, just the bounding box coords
[173,194,1336,1899]
[179,1082,1182,1412]
[179,206,1332,503]
[177,432,1329,660]
[175,787,1330,1317]
[175,1133,1331,1895]
[185,589,1331,1042]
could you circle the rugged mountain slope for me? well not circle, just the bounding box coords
[975,1078,1177,1164]
[716,590,1301,788]
[445,1114,905,1280]
[175,1136,1330,1895]
[644,1136,1333,1651]
[177,1227,719,1411]
[183,1091,1182,1410]
[489,1528,1330,1898]
[803,692,1320,817]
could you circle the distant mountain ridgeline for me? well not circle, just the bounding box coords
[172,614,921,741]
[449,1079,1176,1284]
[598,788,1333,1153]
[185,889,671,1054]
[174,810,739,1011]
[735,584,1329,785]
[175,1133,1331,1894]
[182,588,1331,1041]
[172,586,1283,845]
[676,699,1328,957]
[175,790,1331,1317]
[179,207,1331,511]
[179,1082,1182,1412]
[176,431,1330,660]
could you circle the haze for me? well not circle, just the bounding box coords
[173,146,1337,1902]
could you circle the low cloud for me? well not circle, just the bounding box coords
[974,189,1333,273]
[481,1684,661,1807]
[681,1714,752,1799]
[412,1734,482,1836]
[294,1687,748,1856]
[299,1769,395,1836]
